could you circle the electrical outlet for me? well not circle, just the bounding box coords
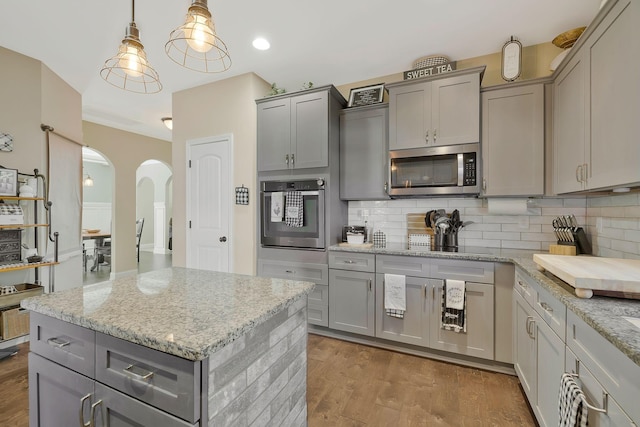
[596,217,603,233]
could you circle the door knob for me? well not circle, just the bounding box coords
[219,236,227,242]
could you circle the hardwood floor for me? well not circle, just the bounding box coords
[307,334,537,427]
[0,335,536,427]
[0,342,29,427]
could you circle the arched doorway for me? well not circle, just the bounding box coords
[136,160,173,271]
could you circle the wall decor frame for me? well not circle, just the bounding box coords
[0,168,18,196]
[347,83,385,107]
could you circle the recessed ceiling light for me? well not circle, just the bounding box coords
[252,38,270,50]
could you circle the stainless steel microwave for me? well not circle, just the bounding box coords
[388,143,480,197]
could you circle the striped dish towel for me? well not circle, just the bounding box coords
[285,191,303,227]
[559,373,588,427]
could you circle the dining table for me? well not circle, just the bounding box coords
[82,230,111,272]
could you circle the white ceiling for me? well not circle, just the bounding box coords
[0,0,602,142]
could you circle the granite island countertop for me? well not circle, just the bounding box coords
[21,267,315,361]
[330,243,640,367]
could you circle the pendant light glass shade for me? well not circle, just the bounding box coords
[83,175,94,187]
[165,0,231,73]
[100,1,162,94]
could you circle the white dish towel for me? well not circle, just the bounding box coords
[270,192,284,222]
[384,273,406,318]
[445,279,465,310]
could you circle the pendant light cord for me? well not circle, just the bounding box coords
[131,0,135,22]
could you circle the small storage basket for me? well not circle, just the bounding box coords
[412,55,450,69]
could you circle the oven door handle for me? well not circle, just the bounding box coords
[266,190,320,196]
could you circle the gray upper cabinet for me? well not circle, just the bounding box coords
[339,104,389,200]
[481,83,544,196]
[387,67,483,150]
[554,0,639,193]
[553,51,587,194]
[257,85,346,172]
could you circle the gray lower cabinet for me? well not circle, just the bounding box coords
[481,83,544,196]
[430,281,494,360]
[339,104,389,200]
[375,274,435,346]
[513,270,565,427]
[28,313,199,427]
[258,258,329,326]
[329,268,375,336]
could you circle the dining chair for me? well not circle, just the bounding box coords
[136,218,144,262]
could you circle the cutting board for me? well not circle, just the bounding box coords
[533,254,640,299]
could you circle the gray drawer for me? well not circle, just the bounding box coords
[95,332,201,424]
[308,283,328,307]
[515,268,538,308]
[329,252,375,272]
[376,254,430,277]
[308,303,328,327]
[258,259,328,285]
[533,282,566,341]
[29,312,95,377]
[431,259,494,284]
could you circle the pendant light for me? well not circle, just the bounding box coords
[165,0,231,73]
[83,175,94,187]
[100,0,162,93]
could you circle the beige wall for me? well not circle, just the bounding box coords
[82,122,172,275]
[335,42,564,99]
[172,72,270,274]
[0,47,83,293]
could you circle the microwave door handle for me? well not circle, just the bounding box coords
[298,191,320,196]
[457,153,464,186]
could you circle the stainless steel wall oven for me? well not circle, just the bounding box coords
[260,179,325,249]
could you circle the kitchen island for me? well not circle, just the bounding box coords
[21,267,315,427]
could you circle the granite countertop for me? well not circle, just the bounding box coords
[21,267,315,361]
[330,244,640,367]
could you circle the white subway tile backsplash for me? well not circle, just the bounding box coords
[346,192,640,257]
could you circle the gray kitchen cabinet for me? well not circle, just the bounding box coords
[387,67,483,150]
[481,83,544,196]
[256,85,346,172]
[339,104,389,200]
[29,313,201,427]
[430,281,494,360]
[553,51,587,194]
[375,274,434,347]
[566,310,640,423]
[553,0,640,193]
[258,258,329,327]
[29,352,95,427]
[329,268,375,336]
[513,269,566,427]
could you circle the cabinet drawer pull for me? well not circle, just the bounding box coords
[80,393,91,427]
[567,373,608,414]
[425,130,429,143]
[47,337,70,348]
[540,301,553,313]
[343,260,355,264]
[291,154,295,166]
[285,270,295,274]
[89,399,103,427]
[433,129,437,143]
[368,279,372,292]
[285,154,289,165]
[518,280,527,289]
[124,364,154,380]
[576,165,582,183]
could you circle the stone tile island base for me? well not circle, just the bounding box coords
[206,297,308,426]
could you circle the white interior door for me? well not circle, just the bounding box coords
[187,136,233,272]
